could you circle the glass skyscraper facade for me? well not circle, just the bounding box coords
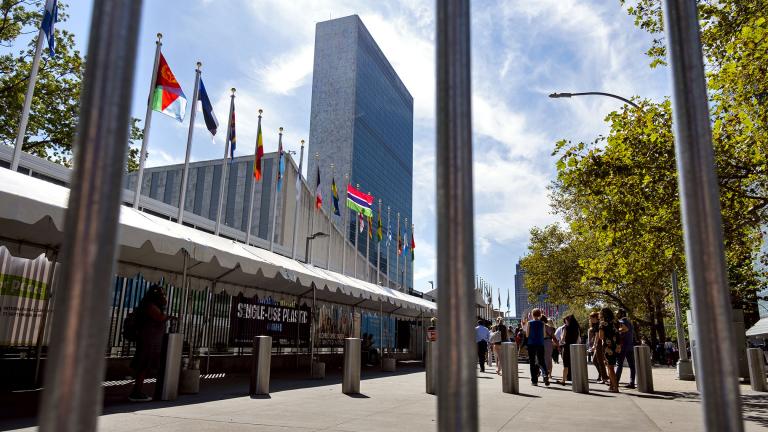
[308,15,414,291]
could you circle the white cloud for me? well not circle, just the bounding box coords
[258,45,315,95]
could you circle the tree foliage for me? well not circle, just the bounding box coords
[522,1,768,337]
[0,0,141,169]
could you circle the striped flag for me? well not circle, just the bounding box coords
[314,165,322,210]
[227,97,236,160]
[331,178,340,216]
[253,113,263,180]
[151,53,187,122]
[346,185,373,217]
[276,131,284,192]
[41,0,58,57]
[197,79,218,136]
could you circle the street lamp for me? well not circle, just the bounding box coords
[428,280,434,290]
[304,231,328,264]
[548,91,639,108]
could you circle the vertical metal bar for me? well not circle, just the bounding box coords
[366,192,371,280]
[386,206,391,287]
[177,62,202,225]
[270,128,283,251]
[396,212,400,289]
[672,269,689,362]
[132,33,162,208]
[245,110,263,245]
[10,27,46,171]
[436,0,476,430]
[291,141,305,259]
[662,1,743,430]
[341,174,349,274]
[377,200,382,284]
[38,1,143,429]
[33,250,58,385]
[214,88,236,235]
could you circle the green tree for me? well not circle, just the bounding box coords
[1,0,141,170]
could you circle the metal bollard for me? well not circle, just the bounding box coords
[426,340,438,394]
[249,336,272,396]
[747,348,766,392]
[635,345,654,393]
[570,344,589,393]
[500,342,519,394]
[343,338,361,394]
[155,333,183,401]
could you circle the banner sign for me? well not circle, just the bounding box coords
[0,247,57,346]
[316,302,351,347]
[229,294,311,347]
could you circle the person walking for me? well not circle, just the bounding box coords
[596,308,620,393]
[616,309,636,389]
[475,319,490,372]
[491,317,508,375]
[524,308,549,386]
[129,284,170,402]
[541,316,556,381]
[588,311,608,384]
[559,314,580,386]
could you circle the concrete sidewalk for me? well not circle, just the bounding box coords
[3,361,766,431]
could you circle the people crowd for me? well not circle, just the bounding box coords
[475,306,644,393]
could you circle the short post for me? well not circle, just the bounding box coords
[426,340,438,395]
[155,333,184,401]
[570,344,589,393]
[500,342,519,394]
[249,336,272,396]
[635,345,654,393]
[343,337,361,394]
[747,348,766,392]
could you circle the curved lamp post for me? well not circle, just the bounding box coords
[549,91,639,109]
[304,231,328,264]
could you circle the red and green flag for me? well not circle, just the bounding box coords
[151,53,187,122]
[376,208,383,241]
[253,114,263,181]
[411,226,416,261]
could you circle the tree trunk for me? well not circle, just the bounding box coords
[654,299,666,345]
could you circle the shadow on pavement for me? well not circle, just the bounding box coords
[0,364,424,431]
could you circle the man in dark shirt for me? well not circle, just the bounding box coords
[616,309,636,389]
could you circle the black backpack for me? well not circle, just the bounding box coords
[122,311,138,342]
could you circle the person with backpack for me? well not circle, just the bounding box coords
[595,307,620,392]
[524,308,549,386]
[128,284,170,402]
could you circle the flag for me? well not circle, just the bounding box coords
[346,185,373,217]
[367,215,373,239]
[253,115,263,180]
[376,209,383,241]
[152,53,187,122]
[276,132,285,192]
[386,220,392,246]
[506,289,510,310]
[410,227,415,261]
[397,226,402,255]
[359,212,364,233]
[198,79,218,136]
[314,165,322,210]
[41,0,58,57]
[227,98,236,160]
[498,289,501,311]
[403,227,409,254]
[331,178,340,216]
[295,165,302,203]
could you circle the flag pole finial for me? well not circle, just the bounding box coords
[258,109,263,116]
[156,33,163,41]
[279,127,284,133]
[231,87,236,94]
[300,139,305,147]
[196,61,202,69]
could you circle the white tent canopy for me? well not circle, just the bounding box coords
[0,169,434,317]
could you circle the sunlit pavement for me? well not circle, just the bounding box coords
[2,362,766,431]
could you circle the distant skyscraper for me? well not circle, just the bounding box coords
[308,15,414,290]
[515,262,529,318]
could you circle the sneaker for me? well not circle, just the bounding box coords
[128,392,152,402]
[544,376,550,386]
[532,381,538,386]
[624,383,636,389]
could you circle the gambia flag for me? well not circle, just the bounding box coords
[346,184,373,217]
[152,53,187,122]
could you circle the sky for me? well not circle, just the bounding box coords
[49,0,671,315]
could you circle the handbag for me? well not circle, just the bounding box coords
[489,331,501,344]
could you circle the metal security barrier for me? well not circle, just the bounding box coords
[747,348,766,392]
[155,333,183,401]
[570,344,589,394]
[426,340,438,395]
[342,338,361,394]
[249,336,272,396]
[635,345,654,394]
[500,342,518,394]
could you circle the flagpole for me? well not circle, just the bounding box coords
[396,212,400,290]
[386,206,391,287]
[354,183,360,279]
[132,33,163,208]
[403,217,408,291]
[10,20,49,171]
[310,153,319,265]
[245,109,263,245]
[377,199,382,284]
[366,191,371,281]
[291,140,305,259]
[269,127,283,251]
[341,173,349,274]
[215,87,235,235]
[177,61,202,225]
[326,164,334,269]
